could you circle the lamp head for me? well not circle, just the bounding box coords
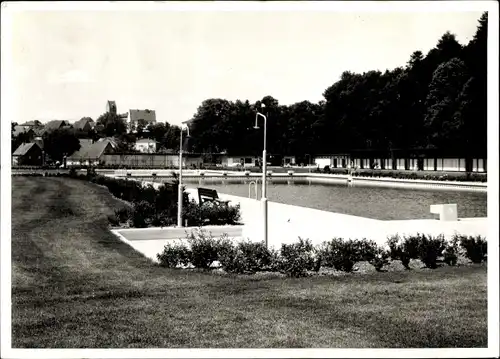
[253,125,260,130]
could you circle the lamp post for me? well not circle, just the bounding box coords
[254,107,268,248]
[177,124,190,227]
[305,153,311,173]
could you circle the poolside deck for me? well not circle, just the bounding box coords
[113,182,488,263]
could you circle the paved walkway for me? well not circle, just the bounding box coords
[185,188,488,248]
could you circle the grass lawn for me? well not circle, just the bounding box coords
[11,177,487,348]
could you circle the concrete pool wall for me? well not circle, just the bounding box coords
[102,169,486,192]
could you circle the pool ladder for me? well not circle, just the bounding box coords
[248,180,258,199]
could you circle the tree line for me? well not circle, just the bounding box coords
[187,13,487,161]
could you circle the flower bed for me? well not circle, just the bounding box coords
[157,231,487,278]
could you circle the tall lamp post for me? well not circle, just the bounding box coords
[305,153,311,173]
[177,123,190,227]
[254,107,268,248]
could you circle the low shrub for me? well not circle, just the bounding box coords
[276,238,317,277]
[184,200,241,227]
[416,234,446,269]
[388,233,448,269]
[387,234,420,269]
[114,207,132,225]
[187,229,223,269]
[130,200,155,228]
[458,235,487,263]
[368,248,391,271]
[443,236,460,266]
[157,243,191,268]
[320,238,378,272]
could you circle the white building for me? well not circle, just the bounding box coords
[134,138,157,153]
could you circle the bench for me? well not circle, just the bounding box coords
[198,188,230,205]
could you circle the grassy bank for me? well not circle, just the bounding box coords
[11,177,487,348]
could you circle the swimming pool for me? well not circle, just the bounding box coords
[175,178,487,220]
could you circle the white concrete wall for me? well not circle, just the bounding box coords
[424,158,434,171]
[314,158,331,168]
[443,158,460,172]
[474,159,485,172]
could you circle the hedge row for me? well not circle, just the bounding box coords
[157,231,487,277]
[76,169,242,228]
[315,166,487,182]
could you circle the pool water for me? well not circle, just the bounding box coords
[176,178,487,220]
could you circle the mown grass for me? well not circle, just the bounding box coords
[11,177,487,348]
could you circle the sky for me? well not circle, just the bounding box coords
[6,3,484,126]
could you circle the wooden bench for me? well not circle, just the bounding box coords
[198,188,230,205]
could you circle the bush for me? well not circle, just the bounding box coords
[187,229,223,269]
[184,200,241,226]
[107,214,120,226]
[443,236,460,266]
[356,240,391,271]
[131,200,155,228]
[416,234,446,269]
[218,240,275,274]
[320,238,375,272]
[276,238,317,277]
[323,165,331,174]
[368,248,391,271]
[157,243,191,268]
[458,235,487,263]
[114,207,132,225]
[387,234,420,269]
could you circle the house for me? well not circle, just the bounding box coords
[73,117,95,132]
[13,125,35,139]
[134,138,157,153]
[19,120,43,128]
[66,139,115,166]
[220,155,260,168]
[314,154,351,169]
[128,109,156,132]
[12,142,43,166]
[97,137,119,149]
[44,120,68,132]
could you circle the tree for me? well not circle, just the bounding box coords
[147,122,169,148]
[116,133,138,152]
[96,112,127,137]
[42,129,81,162]
[424,58,469,151]
[161,125,181,151]
[136,118,149,138]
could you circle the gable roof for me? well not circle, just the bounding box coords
[13,125,34,137]
[68,140,113,160]
[13,142,41,156]
[129,109,156,124]
[33,128,46,136]
[20,121,40,127]
[73,118,94,130]
[44,120,67,131]
[97,137,118,148]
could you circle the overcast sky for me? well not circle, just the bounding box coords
[6,3,484,126]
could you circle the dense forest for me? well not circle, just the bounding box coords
[186,13,487,160]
